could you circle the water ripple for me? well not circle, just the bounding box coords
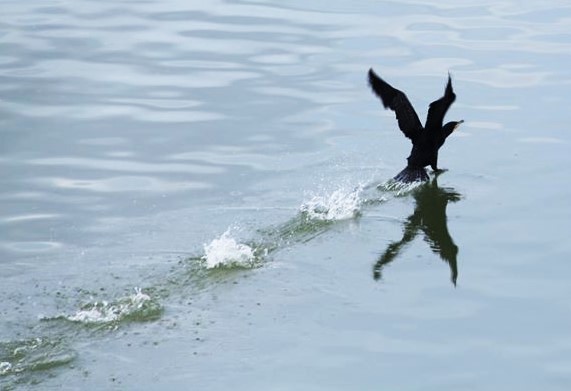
[2,0,571,388]
[39,176,211,193]
[25,157,224,175]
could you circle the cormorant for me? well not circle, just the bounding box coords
[368,68,463,183]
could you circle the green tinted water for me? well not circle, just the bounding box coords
[1,0,571,389]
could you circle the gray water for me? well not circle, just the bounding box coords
[2,0,571,389]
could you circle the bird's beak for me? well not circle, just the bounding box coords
[454,120,464,130]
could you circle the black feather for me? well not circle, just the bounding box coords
[424,73,456,132]
[368,68,423,142]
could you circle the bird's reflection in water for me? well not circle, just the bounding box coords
[374,174,461,285]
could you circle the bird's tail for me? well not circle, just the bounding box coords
[394,166,429,183]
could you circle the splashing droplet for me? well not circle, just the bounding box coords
[202,229,256,269]
[300,184,363,221]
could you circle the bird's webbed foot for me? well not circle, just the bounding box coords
[431,167,448,177]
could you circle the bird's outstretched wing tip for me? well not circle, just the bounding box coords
[445,72,454,94]
[368,68,378,83]
[367,68,387,105]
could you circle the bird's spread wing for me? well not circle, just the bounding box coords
[425,73,456,132]
[368,68,423,142]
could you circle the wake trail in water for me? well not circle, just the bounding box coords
[196,179,423,269]
[43,288,163,326]
[0,178,424,388]
[0,337,76,379]
[197,184,366,270]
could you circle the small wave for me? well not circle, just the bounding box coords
[0,361,12,375]
[300,185,363,221]
[202,229,263,269]
[0,337,75,378]
[45,288,162,325]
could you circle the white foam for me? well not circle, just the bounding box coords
[67,287,152,324]
[300,185,363,221]
[0,361,12,375]
[202,229,256,269]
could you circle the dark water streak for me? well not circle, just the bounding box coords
[374,173,461,285]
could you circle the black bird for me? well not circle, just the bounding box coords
[368,68,463,182]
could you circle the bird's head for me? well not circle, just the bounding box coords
[443,120,464,138]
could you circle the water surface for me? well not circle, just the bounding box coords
[1,0,571,389]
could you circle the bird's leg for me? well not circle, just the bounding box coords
[432,167,448,174]
[430,156,447,174]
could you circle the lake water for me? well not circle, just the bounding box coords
[1,0,571,389]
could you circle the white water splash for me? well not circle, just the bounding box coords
[300,185,363,221]
[202,229,256,269]
[0,361,12,375]
[0,337,76,379]
[380,179,424,196]
[65,288,157,324]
